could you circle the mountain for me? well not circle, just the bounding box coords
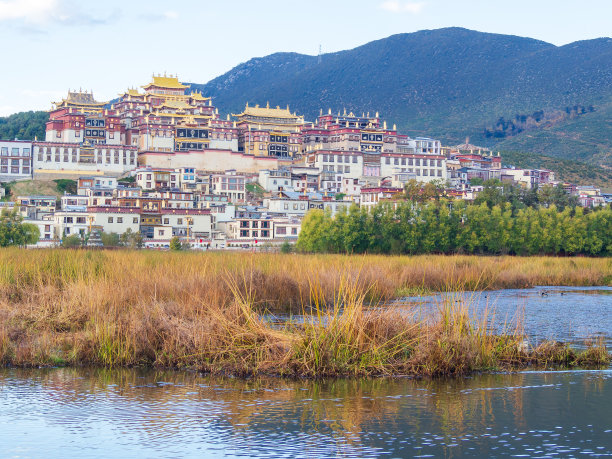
[4,28,612,183]
[189,27,612,168]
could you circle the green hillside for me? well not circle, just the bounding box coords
[189,28,612,167]
[0,111,48,141]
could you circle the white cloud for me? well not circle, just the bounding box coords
[380,1,425,13]
[163,10,179,20]
[0,0,59,23]
[0,0,119,27]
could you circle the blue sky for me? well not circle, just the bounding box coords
[1,0,610,116]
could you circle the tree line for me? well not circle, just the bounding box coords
[296,201,612,256]
[483,105,595,139]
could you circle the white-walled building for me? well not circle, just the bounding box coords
[87,207,141,234]
[33,143,137,177]
[54,208,89,238]
[159,209,213,239]
[133,167,179,190]
[0,140,32,181]
[501,168,555,189]
[211,171,246,202]
[258,169,292,192]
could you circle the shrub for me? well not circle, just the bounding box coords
[169,237,182,251]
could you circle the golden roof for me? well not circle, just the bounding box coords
[54,90,107,108]
[126,89,143,97]
[233,103,301,120]
[190,91,210,101]
[143,75,189,90]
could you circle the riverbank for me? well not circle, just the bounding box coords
[0,250,610,376]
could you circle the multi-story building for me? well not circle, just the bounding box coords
[258,168,292,192]
[33,141,137,177]
[45,91,124,145]
[501,168,554,189]
[87,207,141,234]
[210,171,246,202]
[273,217,302,240]
[54,207,89,238]
[34,90,137,178]
[0,140,32,181]
[16,195,56,220]
[28,215,57,246]
[302,111,445,191]
[360,186,403,209]
[233,103,304,158]
[258,166,320,193]
[134,167,179,190]
[224,208,275,243]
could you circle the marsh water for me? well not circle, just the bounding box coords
[1,368,612,458]
[395,286,612,349]
[1,286,611,458]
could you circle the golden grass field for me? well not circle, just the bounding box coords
[0,250,609,376]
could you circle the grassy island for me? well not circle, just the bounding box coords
[0,250,610,376]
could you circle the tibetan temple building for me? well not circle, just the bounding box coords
[31,73,443,178]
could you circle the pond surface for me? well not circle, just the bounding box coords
[1,368,612,458]
[395,286,612,349]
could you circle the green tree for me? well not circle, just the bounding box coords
[280,241,293,253]
[62,234,82,248]
[53,179,77,195]
[403,179,445,203]
[169,236,182,251]
[21,223,40,246]
[0,209,39,247]
[0,110,48,141]
[560,207,587,255]
[100,232,120,247]
[474,179,505,208]
[120,229,144,249]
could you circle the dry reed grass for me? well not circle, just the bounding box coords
[0,249,609,376]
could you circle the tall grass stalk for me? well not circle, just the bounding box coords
[0,249,608,376]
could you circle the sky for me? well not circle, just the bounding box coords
[1,0,611,116]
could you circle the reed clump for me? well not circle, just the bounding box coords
[0,249,609,376]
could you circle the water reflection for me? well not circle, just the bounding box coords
[1,367,611,458]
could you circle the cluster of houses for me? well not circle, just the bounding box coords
[2,149,607,249]
[0,76,608,248]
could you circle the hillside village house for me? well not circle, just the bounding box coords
[87,207,141,234]
[210,171,246,202]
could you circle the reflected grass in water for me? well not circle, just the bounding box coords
[2,367,612,458]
